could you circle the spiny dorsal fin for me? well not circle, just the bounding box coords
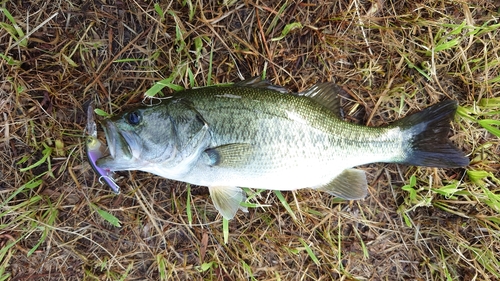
[203,143,254,168]
[315,168,368,200]
[208,186,248,219]
[234,77,289,93]
[299,83,345,119]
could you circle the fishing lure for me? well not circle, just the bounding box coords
[85,103,120,194]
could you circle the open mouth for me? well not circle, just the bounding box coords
[99,119,117,158]
[99,119,132,160]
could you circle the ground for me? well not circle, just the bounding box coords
[1,0,499,280]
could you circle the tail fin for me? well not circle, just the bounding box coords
[395,100,469,168]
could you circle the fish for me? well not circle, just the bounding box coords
[95,77,469,219]
[85,103,121,194]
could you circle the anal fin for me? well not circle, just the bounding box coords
[208,186,248,219]
[316,169,368,200]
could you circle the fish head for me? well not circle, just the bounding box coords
[96,106,178,171]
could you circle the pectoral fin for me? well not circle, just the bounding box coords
[208,186,248,219]
[204,143,253,167]
[316,169,368,200]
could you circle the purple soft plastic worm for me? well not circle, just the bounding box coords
[86,104,120,194]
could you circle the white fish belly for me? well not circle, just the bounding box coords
[178,147,391,190]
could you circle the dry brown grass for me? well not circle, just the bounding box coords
[1,0,499,280]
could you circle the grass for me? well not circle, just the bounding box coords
[0,0,499,280]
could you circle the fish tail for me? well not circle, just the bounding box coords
[395,100,469,168]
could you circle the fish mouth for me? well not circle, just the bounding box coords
[99,119,133,160]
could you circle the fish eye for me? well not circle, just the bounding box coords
[127,111,141,126]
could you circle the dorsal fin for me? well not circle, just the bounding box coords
[234,77,289,93]
[299,83,345,119]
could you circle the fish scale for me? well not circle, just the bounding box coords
[188,88,393,166]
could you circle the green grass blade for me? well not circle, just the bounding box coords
[241,260,257,280]
[91,204,121,227]
[223,217,229,244]
[94,108,111,117]
[0,179,42,210]
[0,8,26,46]
[154,3,165,21]
[299,238,320,266]
[265,2,289,35]
[207,44,214,86]
[403,55,431,80]
[144,76,184,97]
[186,183,192,227]
[434,37,460,52]
[477,119,500,137]
[271,22,303,41]
[19,145,52,172]
[440,247,454,281]
[156,254,167,281]
[273,190,297,221]
[0,53,21,66]
[352,226,369,259]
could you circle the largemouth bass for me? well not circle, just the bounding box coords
[96,78,469,219]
